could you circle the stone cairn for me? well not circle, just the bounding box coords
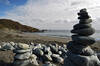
[64,8,100,66]
[13,43,39,66]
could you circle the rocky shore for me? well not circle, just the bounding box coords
[0,41,100,66]
[0,42,68,66]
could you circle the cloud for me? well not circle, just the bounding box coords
[0,0,10,5]
[3,0,100,30]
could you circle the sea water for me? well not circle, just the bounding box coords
[33,30,100,41]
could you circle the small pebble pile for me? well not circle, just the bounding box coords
[63,9,100,66]
[13,43,39,66]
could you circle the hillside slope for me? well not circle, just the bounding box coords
[0,19,39,32]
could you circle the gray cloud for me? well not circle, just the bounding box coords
[2,0,100,30]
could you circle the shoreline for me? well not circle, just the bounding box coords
[0,31,100,51]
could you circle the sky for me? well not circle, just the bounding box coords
[0,0,100,30]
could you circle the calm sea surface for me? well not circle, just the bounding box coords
[32,30,100,40]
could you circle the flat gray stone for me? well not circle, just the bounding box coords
[72,35,95,45]
[13,49,31,53]
[73,24,91,30]
[71,28,95,36]
[17,43,30,50]
[67,41,94,56]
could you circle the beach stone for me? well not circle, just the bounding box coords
[50,45,58,54]
[29,59,39,66]
[67,41,94,56]
[97,53,100,60]
[71,28,95,36]
[64,52,100,66]
[62,44,67,49]
[36,44,42,48]
[48,51,53,56]
[33,48,44,56]
[9,42,15,46]
[14,52,31,60]
[79,19,92,24]
[72,35,95,45]
[43,46,50,54]
[17,43,30,50]
[43,54,52,61]
[43,62,56,66]
[1,43,15,50]
[58,51,62,55]
[73,24,91,30]
[51,54,64,63]
[59,47,67,53]
[13,60,30,66]
[30,54,37,59]
[13,49,31,53]
[29,55,39,66]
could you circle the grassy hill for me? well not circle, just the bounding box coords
[0,19,40,32]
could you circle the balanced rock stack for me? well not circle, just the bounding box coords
[13,43,39,66]
[64,8,100,66]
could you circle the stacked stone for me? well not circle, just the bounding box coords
[64,8,100,66]
[13,43,38,66]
